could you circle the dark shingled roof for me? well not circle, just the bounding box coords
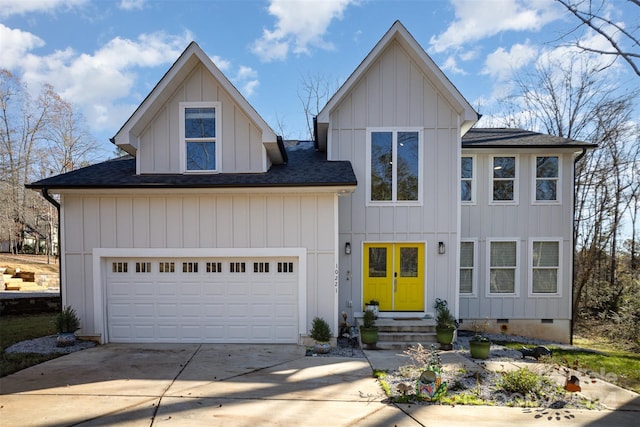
[27,141,357,190]
[462,128,596,149]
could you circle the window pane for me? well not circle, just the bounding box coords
[490,241,516,267]
[533,269,557,293]
[399,247,418,277]
[490,269,515,293]
[187,141,216,170]
[368,247,387,277]
[397,132,419,201]
[536,157,558,178]
[460,269,473,293]
[461,181,472,201]
[185,108,216,138]
[461,157,473,178]
[493,157,515,178]
[371,132,393,201]
[460,242,474,268]
[493,181,514,201]
[533,241,559,267]
[536,180,557,200]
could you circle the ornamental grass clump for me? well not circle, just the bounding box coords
[499,368,541,394]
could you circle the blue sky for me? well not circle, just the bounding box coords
[1,0,637,159]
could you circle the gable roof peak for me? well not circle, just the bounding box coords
[111,40,279,160]
[315,21,477,149]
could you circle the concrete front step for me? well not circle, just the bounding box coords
[356,316,439,350]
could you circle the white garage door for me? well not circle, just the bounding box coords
[105,257,298,343]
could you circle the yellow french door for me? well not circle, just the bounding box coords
[363,243,424,311]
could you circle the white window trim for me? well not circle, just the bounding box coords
[531,155,562,205]
[459,238,477,296]
[489,155,519,205]
[461,155,476,205]
[486,238,520,297]
[365,127,424,206]
[528,237,562,297]
[179,101,222,174]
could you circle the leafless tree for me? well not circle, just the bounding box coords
[502,54,639,323]
[297,72,340,140]
[0,70,50,253]
[0,70,99,255]
[555,0,640,77]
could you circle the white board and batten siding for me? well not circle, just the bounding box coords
[60,191,338,344]
[459,151,575,321]
[138,63,266,175]
[326,40,463,314]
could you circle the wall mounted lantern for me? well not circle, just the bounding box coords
[438,241,445,254]
[345,242,351,254]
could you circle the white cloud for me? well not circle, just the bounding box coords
[429,0,560,53]
[441,55,466,75]
[482,42,537,80]
[0,24,45,69]
[251,0,357,62]
[233,65,260,97]
[0,0,87,18]
[15,31,192,133]
[118,0,146,11]
[210,55,231,72]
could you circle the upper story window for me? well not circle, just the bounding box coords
[534,156,559,203]
[491,156,518,204]
[367,129,422,205]
[180,102,221,173]
[461,156,475,203]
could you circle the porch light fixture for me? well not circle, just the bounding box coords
[345,242,351,254]
[438,241,445,254]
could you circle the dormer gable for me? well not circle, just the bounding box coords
[111,42,283,174]
[316,21,478,151]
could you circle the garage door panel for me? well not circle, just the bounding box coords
[106,256,298,343]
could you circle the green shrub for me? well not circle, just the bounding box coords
[499,368,541,394]
[309,317,331,342]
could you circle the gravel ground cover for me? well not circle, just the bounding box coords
[380,332,606,410]
[5,335,96,355]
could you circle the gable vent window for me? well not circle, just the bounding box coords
[135,262,151,273]
[159,262,175,273]
[206,262,222,273]
[230,262,246,273]
[182,262,198,273]
[181,102,221,173]
[254,262,269,273]
[278,262,294,273]
[112,262,128,273]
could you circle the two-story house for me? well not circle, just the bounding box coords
[28,21,592,345]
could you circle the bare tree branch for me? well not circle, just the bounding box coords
[556,0,640,77]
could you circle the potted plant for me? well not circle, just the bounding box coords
[434,298,458,350]
[469,320,491,359]
[310,316,332,354]
[364,299,379,317]
[359,309,378,348]
[56,306,80,347]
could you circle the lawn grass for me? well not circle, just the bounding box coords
[497,338,640,394]
[0,313,61,377]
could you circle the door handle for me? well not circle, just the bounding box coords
[394,278,397,292]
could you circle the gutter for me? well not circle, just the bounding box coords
[40,188,62,301]
[571,148,588,345]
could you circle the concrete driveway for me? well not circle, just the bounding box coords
[1,344,637,426]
